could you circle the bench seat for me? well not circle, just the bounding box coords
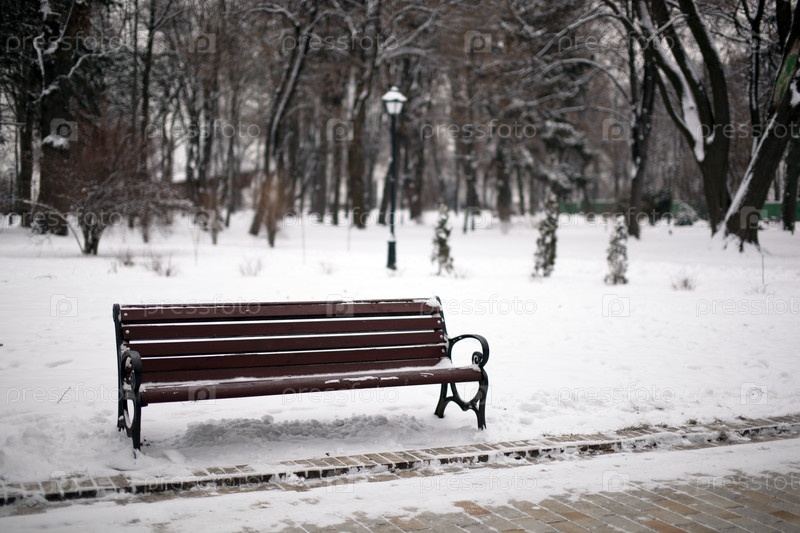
[140,363,483,403]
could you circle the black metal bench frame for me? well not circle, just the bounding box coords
[113,297,489,450]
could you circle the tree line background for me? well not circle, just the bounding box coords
[1,0,799,254]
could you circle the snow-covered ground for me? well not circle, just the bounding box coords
[3,437,799,532]
[0,210,798,484]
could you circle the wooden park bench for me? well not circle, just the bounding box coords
[113,297,490,449]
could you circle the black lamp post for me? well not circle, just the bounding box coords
[382,86,406,270]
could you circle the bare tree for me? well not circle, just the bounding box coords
[723,0,800,247]
[249,1,320,246]
[605,0,732,234]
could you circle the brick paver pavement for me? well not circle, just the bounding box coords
[280,468,800,532]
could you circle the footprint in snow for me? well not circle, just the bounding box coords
[46,359,72,368]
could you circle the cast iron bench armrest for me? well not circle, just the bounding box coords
[120,346,142,388]
[448,334,490,368]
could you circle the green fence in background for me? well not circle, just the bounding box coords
[558,200,799,221]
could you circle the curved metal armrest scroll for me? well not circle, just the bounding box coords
[120,346,143,394]
[447,334,490,368]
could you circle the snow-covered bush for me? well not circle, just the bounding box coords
[147,254,179,277]
[672,200,700,226]
[239,257,263,277]
[671,270,696,291]
[431,203,455,276]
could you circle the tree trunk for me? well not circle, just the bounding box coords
[310,133,327,218]
[495,145,512,222]
[516,166,526,216]
[249,5,316,237]
[225,87,241,227]
[406,133,425,221]
[331,141,342,225]
[463,170,479,233]
[782,137,800,232]
[37,1,92,235]
[627,59,656,240]
[16,101,34,225]
[723,97,800,245]
[724,2,800,246]
[636,0,732,233]
[344,0,380,229]
[529,174,538,215]
[347,113,368,228]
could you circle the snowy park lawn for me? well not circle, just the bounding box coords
[0,211,798,484]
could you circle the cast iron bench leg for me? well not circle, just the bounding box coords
[434,371,489,430]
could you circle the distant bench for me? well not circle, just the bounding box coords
[113,297,490,449]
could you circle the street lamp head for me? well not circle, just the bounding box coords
[382,86,407,116]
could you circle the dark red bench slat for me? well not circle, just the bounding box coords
[123,315,444,341]
[141,344,448,373]
[141,358,445,384]
[120,299,439,323]
[129,331,446,357]
[141,365,482,404]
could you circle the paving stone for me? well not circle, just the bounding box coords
[353,516,402,532]
[454,501,491,516]
[581,493,652,518]
[350,455,380,466]
[562,513,611,530]
[537,498,579,519]
[273,526,308,533]
[393,451,425,465]
[671,504,741,530]
[707,488,788,524]
[332,456,364,468]
[22,482,42,492]
[653,498,701,516]
[642,519,687,533]
[724,516,784,532]
[478,516,526,531]
[736,506,792,529]
[366,453,396,465]
[514,506,566,525]
[321,457,348,468]
[688,488,744,510]
[386,515,429,531]
[490,504,529,520]
[413,511,476,532]
[593,514,654,532]
[651,488,706,507]
[300,522,353,533]
[562,500,615,519]
[509,516,559,532]
[459,524,495,533]
[774,486,800,506]
[645,506,697,526]
[547,521,589,533]
[682,522,720,533]
[771,509,800,523]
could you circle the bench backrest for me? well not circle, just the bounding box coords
[115,298,448,384]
